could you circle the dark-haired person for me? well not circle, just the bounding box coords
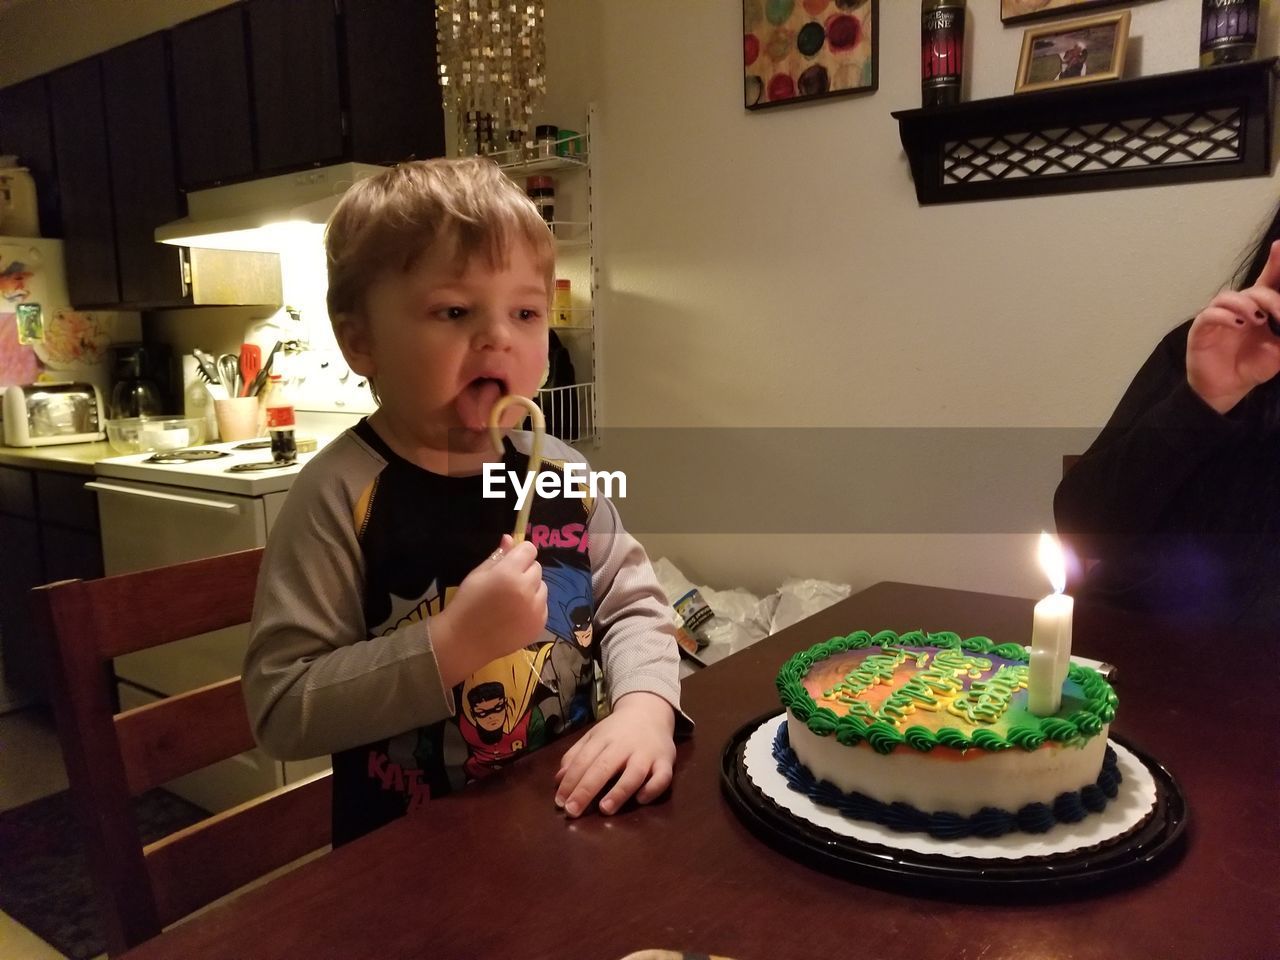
[1055,205,1280,631]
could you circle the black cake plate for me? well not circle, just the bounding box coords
[721,711,1188,897]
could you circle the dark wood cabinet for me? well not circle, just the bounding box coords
[48,58,119,308]
[0,513,43,698]
[343,0,445,165]
[0,77,60,239]
[175,0,446,188]
[101,35,188,306]
[0,464,104,703]
[170,4,256,188]
[248,0,344,174]
[3,0,446,303]
[41,525,104,585]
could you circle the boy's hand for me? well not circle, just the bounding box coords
[1187,239,1280,414]
[431,534,548,687]
[554,691,676,817]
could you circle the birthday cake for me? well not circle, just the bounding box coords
[774,630,1120,840]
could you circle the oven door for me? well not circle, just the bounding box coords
[87,477,267,696]
[86,478,278,811]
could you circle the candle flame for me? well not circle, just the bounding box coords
[1038,531,1066,595]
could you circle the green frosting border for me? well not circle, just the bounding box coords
[775,629,1118,755]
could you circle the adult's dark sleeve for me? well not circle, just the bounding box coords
[1053,320,1247,559]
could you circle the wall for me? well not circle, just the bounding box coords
[538,0,1280,601]
[2,0,1277,604]
[0,0,237,87]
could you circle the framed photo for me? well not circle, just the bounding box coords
[1001,0,1142,25]
[743,0,878,110]
[1015,11,1130,94]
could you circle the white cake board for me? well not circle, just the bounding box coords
[743,713,1158,861]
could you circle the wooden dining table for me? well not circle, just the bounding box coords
[121,581,1277,960]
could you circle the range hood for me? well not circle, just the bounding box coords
[155,162,387,253]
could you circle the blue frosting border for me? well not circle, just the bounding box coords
[773,723,1122,840]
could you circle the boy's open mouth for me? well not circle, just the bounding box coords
[456,376,508,431]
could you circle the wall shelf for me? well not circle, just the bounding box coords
[891,58,1278,205]
[499,110,600,446]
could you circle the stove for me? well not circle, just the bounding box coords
[94,437,325,495]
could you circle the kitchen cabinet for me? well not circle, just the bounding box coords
[0,76,60,239]
[0,464,103,703]
[49,38,267,310]
[0,480,43,698]
[170,5,255,188]
[339,0,444,167]
[101,34,188,306]
[5,0,445,302]
[48,58,118,307]
[248,0,344,174]
[171,0,444,189]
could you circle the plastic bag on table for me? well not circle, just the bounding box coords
[770,578,852,634]
[650,558,771,666]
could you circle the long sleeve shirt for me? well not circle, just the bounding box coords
[1054,320,1280,632]
[243,419,685,843]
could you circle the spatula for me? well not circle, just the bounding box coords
[238,344,262,397]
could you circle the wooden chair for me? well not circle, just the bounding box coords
[31,548,331,956]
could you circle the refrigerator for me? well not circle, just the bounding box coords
[0,237,140,712]
[0,237,140,396]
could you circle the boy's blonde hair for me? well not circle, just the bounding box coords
[325,157,555,325]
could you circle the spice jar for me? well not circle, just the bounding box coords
[526,175,555,224]
[556,129,582,158]
[535,124,559,158]
[552,279,572,326]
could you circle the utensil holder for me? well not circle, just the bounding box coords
[214,396,261,442]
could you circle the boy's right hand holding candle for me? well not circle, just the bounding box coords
[431,534,548,688]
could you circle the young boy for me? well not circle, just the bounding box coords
[243,158,684,845]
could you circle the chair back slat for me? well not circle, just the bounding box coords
[145,772,332,928]
[115,678,258,797]
[87,549,263,659]
[32,578,160,951]
[32,547,332,956]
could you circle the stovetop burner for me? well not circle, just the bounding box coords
[233,440,272,450]
[226,460,297,473]
[144,448,232,464]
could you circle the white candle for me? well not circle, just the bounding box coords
[1027,532,1074,717]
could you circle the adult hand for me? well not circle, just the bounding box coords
[554,691,676,818]
[431,534,547,687]
[1187,239,1280,414]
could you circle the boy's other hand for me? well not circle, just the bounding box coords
[431,534,548,687]
[554,691,676,818]
[1187,239,1280,414]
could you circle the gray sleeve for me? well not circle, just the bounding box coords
[527,435,687,724]
[242,435,455,760]
[587,492,686,719]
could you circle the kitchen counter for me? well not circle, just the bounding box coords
[0,440,117,475]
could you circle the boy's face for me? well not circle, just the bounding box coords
[340,241,549,454]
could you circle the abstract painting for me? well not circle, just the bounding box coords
[744,0,878,110]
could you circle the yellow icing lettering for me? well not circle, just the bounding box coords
[947,665,1026,725]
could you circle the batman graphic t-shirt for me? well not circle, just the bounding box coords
[332,420,598,844]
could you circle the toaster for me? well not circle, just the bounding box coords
[3,382,106,446]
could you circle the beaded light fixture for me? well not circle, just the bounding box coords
[435,0,547,157]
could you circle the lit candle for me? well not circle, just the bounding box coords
[1027,532,1074,717]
